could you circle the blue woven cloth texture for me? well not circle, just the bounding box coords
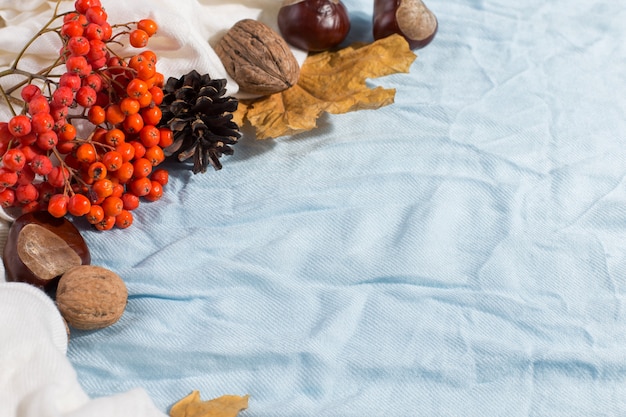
[67,0,626,415]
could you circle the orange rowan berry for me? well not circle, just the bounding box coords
[141,106,161,126]
[17,131,36,146]
[137,90,153,108]
[8,115,32,137]
[128,55,145,74]
[31,112,54,134]
[119,97,140,116]
[85,6,107,26]
[20,201,40,215]
[123,112,144,134]
[2,148,26,171]
[75,143,97,164]
[87,161,107,180]
[114,161,134,183]
[58,123,77,141]
[144,145,164,166]
[137,19,158,37]
[158,127,174,148]
[47,166,70,188]
[129,177,151,196]
[56,140,76,154]
[129,29,149,48]
[105,128,125,146]
[152,72,164,88]
[30,154,53,176]
[106,103,126,125]
[86,204,105,224]
[139,125,160,148]
[61,21,84,38]
[36,130,59,150]
[92,178,114,198]
[132,157,152,178]
[151,168,169,186]
[140,49,157,64]
[63,11,87,24]
[27,94,49,115]
[19,145,39,163]
[144,180,163,202]
[129,141,146,158]
[149,86,163,106]
[0,168,18,188]
[68,193,92,217]
[95,215,115,231]
[92,127,108,143]
[15,183,39,205]
[87,105,106,125]
[101,150,123,171]
[115,209,133,228]
[126,78,148,99]
[121,192,140,210]
[102,195,123,217]
[116,142,135,162]
[37,182,56,203]
[135,60,156,81]
[48,194,69,218]
[111,182,124,198]
[108,56,129,74]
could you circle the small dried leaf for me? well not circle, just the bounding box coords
[170,391,249,417]
[234,34,417,139]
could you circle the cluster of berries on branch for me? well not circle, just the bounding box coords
[0,0,170,230]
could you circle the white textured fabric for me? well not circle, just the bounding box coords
[0,282,167,417]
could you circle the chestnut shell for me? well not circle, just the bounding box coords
[3,211,90,296]
[278,0,351,52]
[373,0,438,50]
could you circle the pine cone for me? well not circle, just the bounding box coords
[159,70,240,174]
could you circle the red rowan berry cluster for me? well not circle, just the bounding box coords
[0,0,170,230]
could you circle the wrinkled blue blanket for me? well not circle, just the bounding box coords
[68,0,626,415]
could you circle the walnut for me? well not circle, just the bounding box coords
[55,265,128,330]
[215,19,300,95]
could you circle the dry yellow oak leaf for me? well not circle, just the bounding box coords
[170,391,249,417]
[233,34,417,139]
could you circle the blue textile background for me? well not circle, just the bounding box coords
[68,0,626,415]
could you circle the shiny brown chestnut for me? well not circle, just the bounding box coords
[373,0,438,50]
[3,211,90,296]
[277,0,351,52]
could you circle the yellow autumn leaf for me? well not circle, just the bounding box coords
[170,391,249,417]
[233,34,417,139]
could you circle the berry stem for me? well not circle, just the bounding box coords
[0,85,18,117]
[9,0,64,72]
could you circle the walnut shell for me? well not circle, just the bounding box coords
[56,265,128,330]
[215,19,300,95]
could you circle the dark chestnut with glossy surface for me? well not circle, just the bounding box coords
[3,211,90,296]
[278,0,351,52]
